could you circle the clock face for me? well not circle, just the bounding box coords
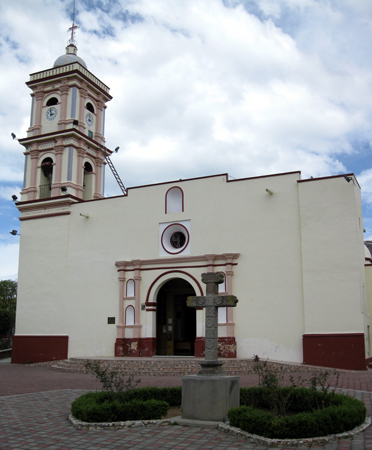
[85,112,94,127]
[46,107,57,121]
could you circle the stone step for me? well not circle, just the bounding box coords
[50,357,257,376]
[48,357,342,377]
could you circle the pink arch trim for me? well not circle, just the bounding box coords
[145,270,204,305]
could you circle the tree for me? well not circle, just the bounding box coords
[0,280,17,337]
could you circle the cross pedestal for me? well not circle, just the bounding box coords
[181,272,240,423]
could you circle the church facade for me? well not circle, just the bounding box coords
[11,43,372,371]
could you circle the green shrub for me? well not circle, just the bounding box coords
[230,387,366,439]
[0,309,15,335]
[71,391,169,422]
[71,387,182,423]
[85,361,141,396]
[121,386,182,406]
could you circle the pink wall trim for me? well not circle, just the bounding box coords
[303,333,366,370]
[145,270,204,306]
[11,335,68,364]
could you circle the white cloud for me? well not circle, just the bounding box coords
[0,186,22,201]
[358,168,372,206]
[0,0,372,277]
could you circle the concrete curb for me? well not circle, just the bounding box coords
[69,414,176,430]
[217,416,372,447]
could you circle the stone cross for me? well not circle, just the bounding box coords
[187,272,238,375]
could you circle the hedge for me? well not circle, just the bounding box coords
[71,387,182,423]
[72,385,366,438]
[229,387,366,439]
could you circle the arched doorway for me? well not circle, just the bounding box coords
[156,278,196,356]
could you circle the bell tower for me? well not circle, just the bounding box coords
[19,40,112,202]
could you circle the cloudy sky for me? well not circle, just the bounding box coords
[1,0,372,280]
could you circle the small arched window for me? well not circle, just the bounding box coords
[46,97,58,106]
[165,187,184,214]
[126,279,135,297]
[86,102,95,113]
[125,306,135,326]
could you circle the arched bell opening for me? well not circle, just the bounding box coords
[83,161,94,200]
[39,157,54,199]
[156,278,196,356]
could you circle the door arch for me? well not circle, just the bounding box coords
[156,278,196,356]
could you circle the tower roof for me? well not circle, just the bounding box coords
[53,44,87,69]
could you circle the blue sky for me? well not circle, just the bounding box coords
[0,0,372,280]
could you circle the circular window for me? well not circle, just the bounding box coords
[161,223,189,255]
[171,231,186,249]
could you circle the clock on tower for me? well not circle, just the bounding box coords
[18,41,113,204]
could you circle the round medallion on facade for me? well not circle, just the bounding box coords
[161,223,189,255]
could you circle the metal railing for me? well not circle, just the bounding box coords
[39,184,51,199]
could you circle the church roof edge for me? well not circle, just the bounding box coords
[298,173,360,189]
[27,64,112,100]
[81,170,303,204]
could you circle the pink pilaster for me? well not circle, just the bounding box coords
[51,145,64,197]
[78,87,87,133]
[117,269,126,339]
[29,150,39,200]
[223,253,235,336]
[132,260,142,338]
[34,91,45,135]
[76,148,85,199]
[96,100,104,136]
[93,158,104,199]
[59,84,69,129]
[205,254,216,272]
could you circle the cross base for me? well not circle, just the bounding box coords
[198,360,225,376]
[182,375,240,422]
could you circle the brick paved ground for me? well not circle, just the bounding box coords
[1,362,372,449]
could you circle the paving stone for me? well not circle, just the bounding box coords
[1,363,372,449]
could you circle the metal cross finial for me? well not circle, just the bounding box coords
[68,0,79,45]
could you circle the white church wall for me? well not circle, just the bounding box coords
[366,264,372,356]
[299,176,367,335]
[15,214,71,335]
[222,173,304,362]
[14,171,368,364]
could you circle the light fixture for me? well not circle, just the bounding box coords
[11,133,17,140]
[73,119,79,127]
[80,213,90,218]
[344,176,352,183]
[114,146,119,153]
[266,189,274,195]
[61,186,68,193]
[12,195,18,202]
[9,230,20,236]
